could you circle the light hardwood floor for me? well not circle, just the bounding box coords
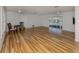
[1,27,79,53]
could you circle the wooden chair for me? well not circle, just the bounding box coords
[19,22,25,31]
[32,25,35,31]
[7,23,16,32]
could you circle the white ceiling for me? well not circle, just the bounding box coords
[6,6,75,14]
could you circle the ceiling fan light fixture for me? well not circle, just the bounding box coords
[18,9,22,14]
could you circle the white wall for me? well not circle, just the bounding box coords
[63,11,75,32]
[21,14,43,28]
[75,7,79,42]
[7,12,43,28]
[36,11,75,32]
[0,6,6,48]
[0,7,2,41]
[7,11,75,32]
[7,12,21,26]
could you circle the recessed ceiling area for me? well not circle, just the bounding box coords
[6,6,75,14]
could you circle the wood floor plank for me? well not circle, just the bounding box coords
[1,27,79,53]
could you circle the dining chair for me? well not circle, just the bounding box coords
[19,22,25,31]
[7,23,16,32]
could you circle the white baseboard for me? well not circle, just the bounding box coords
[63,29,75,32]
[75,39,79,42]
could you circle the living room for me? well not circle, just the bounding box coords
[0,6,79,53]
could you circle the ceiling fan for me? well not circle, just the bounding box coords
[18,9,22,14]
